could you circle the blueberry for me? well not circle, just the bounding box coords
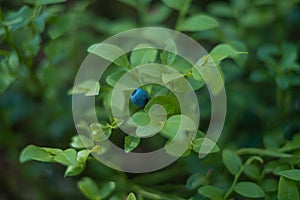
[130,88,149,107]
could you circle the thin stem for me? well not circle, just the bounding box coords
[224,165,243,199]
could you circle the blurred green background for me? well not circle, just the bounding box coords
[0,0,300,199]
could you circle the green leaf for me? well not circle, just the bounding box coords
[234,182,265,198]
[261,179,278,193]
[278,177,299,200]
[77,150,90,164]
[127,192,137,200]
[19,145,61,163]
[91,123,112,142]
[54,148,77,166]
[186,173,205,190]
[198,185,225,200]
[64,162,85,177]
[160,38,177,65]
[192,138,219,154]
[88,43,129,67]
[243,164,261,181]
[48,13,73,39]
[77,177,101,200]
[70,135,93,149]
[145,96,180,115]
[222,149,242,175]
[124,135,141,153]
[278,169,300,181]
[161,115,196,139]
[99,181,116,199]
[177,14,219,32]
[209,44,246,63]
[106,70,127,87]
[130,45,158,67]
[276,75,289,90]
[68,80,100,96]
[131,111,151,126]
[161,0,185,10]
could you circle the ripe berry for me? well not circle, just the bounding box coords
[130,88,149,107]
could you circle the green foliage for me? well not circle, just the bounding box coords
[0,0,299,199]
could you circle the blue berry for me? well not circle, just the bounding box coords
[130,88,149,107]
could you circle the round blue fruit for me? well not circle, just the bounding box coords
[130,88,149,107]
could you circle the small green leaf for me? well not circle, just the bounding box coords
[64,162,85,177]
[48,13,73,39]
[77,150,90,164]
[20,145,54,163]
[54,148,77,166]
[276,75,289,90]
[261,179,278,193]
[70,135,93,149]
[131,111,151,126]
[161,115,196,139]
[106,70,127,87]
[124,135,141,153]
[186,173,205,190]
[198,185,225,200]
[222,149,242,175]
[160,38,177,65]
[234,182,265,198]
[177,14,219,32]
[278,169,300,181]
[145,96,180,115]
[127,192,137,200]
[99,181,116,199]
[77,177,101,200]
[243,164,261,181]
[161,0,185,10]
[130,45,158,67]
[68,80,100,96]
[278,177,299,200]
[209,44,247,63]
[88,43,129,67]
[192,138,219,154]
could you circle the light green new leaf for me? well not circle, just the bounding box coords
[161,0,185,10]
[177,14,218,32]
[20,145,57,163]
[124,135,141,153]
[77,177,101,200]
[64,163,85,177]
[278,169,300,181]
[198,185,225,200]
[278,177,299,200]
[127,192,137,200]
[234,182,265,198]
[54,148,77,166]
[70,135,93,149]
[68,80,100,96]
[222,149,242,175]
[99,181,116,199]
